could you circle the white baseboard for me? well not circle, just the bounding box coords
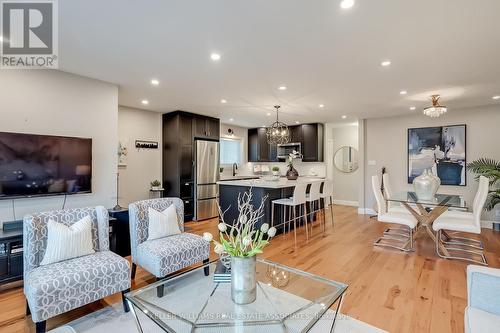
[333,200,358,207]
[358,208,376,215]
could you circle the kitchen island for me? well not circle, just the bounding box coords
[217,177,324,231]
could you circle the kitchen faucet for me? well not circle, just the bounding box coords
[232,163,238,176]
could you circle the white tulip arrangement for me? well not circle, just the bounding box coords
[203,188,277,257]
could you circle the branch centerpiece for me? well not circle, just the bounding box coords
[203,188,276,304]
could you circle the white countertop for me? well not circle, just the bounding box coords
[219,175,260,181]
[217,177,325,189]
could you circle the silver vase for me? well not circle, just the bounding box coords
[231,256,257,304]
[413,169,440,200]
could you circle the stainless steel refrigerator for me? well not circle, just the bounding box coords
[195,140,219,221]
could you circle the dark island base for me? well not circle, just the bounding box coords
[219,184,318,234]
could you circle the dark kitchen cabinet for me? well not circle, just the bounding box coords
[163,111,220,221]
[290,125,302,143]
[194,116,220,140]
[247,123,323,162]
[206,118,220,140]
[301,123,324,162]
[248,128,276,162]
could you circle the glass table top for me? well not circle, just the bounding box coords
[386,191,467,209]
[126,259,347,333]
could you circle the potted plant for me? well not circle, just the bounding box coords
[272,166,280,177]
[467,158,500,212]
[286,150,301,180]
[203,189,276,304]
[150,180,161,191]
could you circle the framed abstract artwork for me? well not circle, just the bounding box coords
[407,124,466,186]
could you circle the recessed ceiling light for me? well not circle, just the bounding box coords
[150,79,159,86]
[0,36,3,42]
[381,60,391,67]
[295,121,300,124]
[341,115,347,119]
[493,95,500,100]
[340,0,355,9]
[220,99,227,104]
[141,99,149,105]
[261,125,266,128]
[278,86,287,91]
[266,112,271,116]
[410,106,416,110]
[229,118,234,122]
[319,104,325,108]
[210,53,221,61]
[400,90,407,95]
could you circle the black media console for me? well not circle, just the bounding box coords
[0,221,23,286]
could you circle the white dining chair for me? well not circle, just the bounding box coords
[432,175,489,265]
[382,173,416,238]
[306,181,323,236]
[382,173,408,213]
[271,182,308,248]
[372,175,417,251]
[320,180,334,228]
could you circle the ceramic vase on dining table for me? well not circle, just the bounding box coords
[413,169,440,200]
[231,256,257,305]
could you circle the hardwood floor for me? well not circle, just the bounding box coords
[0,205,499,333]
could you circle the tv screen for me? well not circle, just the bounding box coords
[0,132,92,199]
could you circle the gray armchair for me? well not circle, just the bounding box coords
[23,206,131,333]
[129,198,210,296]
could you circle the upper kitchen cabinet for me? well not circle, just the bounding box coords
[290,125,303,143]
[248,128,274,162]
[247,123,323,162]
[301,123,323,162]
[194,116,220,140]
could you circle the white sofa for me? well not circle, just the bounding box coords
[465,265,500,333]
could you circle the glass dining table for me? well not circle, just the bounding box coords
[386,191,468,255]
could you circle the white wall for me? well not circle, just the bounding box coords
[362,105,500,222]
[325,123,359,206]
[118,106,162,205]
[0,70,118,226]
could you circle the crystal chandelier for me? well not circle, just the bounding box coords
[266,105,290,145]
[423,95,447,118]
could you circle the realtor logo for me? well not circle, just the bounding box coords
[1,0,58,68]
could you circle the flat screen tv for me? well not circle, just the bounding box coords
[0,132,92,199]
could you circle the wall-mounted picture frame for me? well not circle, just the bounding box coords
[407,124,466,186]
[135,140,159,149]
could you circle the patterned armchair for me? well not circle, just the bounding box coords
[129,198,210,296]
[23,206,131,333]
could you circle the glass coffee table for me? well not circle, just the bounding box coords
[125,258,347,333]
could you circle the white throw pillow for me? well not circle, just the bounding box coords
[40,215,95,266]
[147,205,181,241]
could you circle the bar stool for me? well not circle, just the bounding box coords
[320,180,334,229]
[271,182,308,248]
[306,181,323,236]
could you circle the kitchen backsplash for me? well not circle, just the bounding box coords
[220,161,327,178]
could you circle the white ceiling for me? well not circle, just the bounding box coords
[59,0,500,127]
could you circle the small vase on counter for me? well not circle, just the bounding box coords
[413,169,440,200]
[286,165,299,180]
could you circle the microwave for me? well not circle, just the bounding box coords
[277,142,302,160]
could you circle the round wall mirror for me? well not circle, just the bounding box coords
[333,146,359,173]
